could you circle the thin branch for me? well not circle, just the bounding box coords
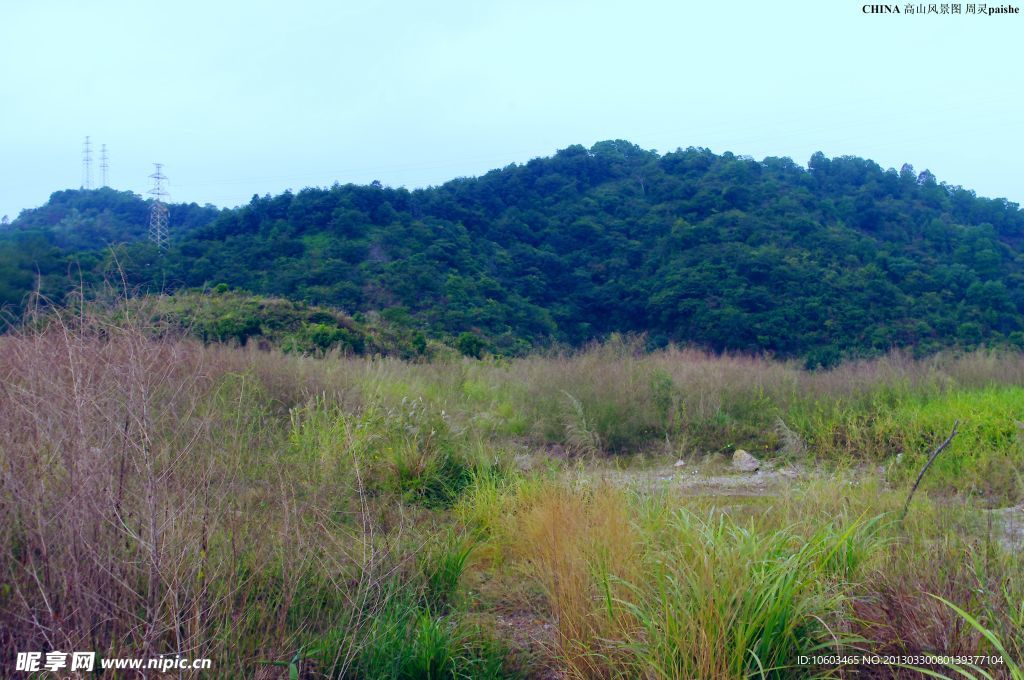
[901,419,959,521]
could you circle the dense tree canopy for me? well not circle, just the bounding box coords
[6,187,221,250]
[3,141,1024,362]
[0,189,220,317]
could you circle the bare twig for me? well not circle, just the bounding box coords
[900,420,959,521]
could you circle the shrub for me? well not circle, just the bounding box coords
[457,331,485,359]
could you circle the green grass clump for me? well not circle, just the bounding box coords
[420,531,478,614]
[620,511,883,679]
[285,394,482,508]
[375,397,475,507]
[281,577,514,679]
[352,601,512,680]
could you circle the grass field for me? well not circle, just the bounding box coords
[1,309,1021,678]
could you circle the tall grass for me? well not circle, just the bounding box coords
[620,512,882,679]
[0,303,226,662]
[2,299,1022,677]
[141,331,1024,500]
[0,306,510,677]
[462,475,885,679]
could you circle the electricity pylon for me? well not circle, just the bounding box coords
[148,163,169,250]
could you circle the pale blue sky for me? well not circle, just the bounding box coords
[1,0,1020,221]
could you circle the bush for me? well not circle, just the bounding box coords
[457,332,485,359]
[283,321,366,355]
[375,397,475,507]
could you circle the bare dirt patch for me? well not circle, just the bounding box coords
[571,453,806,498]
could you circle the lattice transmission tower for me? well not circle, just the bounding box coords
[82,136,93,189]
[148,163,170,250]
[100,144,109,187]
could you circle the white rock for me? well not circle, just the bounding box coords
[674,459,686,467]
[732,449,760,472]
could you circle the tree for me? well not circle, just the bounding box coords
[456,332,485,359]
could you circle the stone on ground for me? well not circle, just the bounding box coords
[732,449,761,472]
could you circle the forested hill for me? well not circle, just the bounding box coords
[0,188,220,312]
[5,187,221,249]
[5,141,1024,363]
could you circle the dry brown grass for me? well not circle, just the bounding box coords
[510,481,640,678]
[0,306,418,677]
[0,304,220,660]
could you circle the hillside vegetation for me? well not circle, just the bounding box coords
[145,289,440,359]
[4,141,1024,363]
[0,188,219,314]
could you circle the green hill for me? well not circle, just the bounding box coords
[4,141,1024,363]
[0,188,221,314]
[3,187,221,249]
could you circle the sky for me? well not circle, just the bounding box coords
[1,0,1021,221]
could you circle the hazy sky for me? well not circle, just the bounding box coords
[1,0,1020,220]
